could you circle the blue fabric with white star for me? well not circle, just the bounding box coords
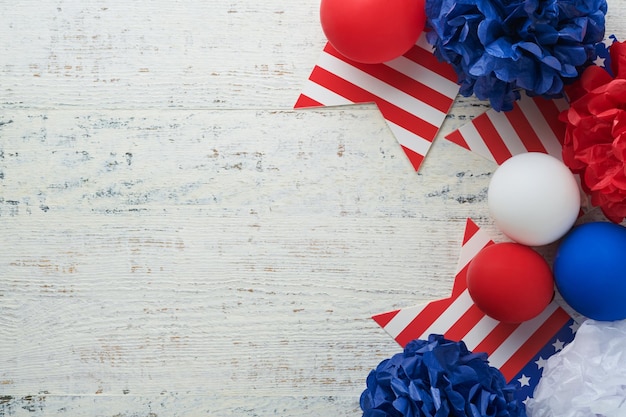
[594,35,617,75]
[509,319,579,405]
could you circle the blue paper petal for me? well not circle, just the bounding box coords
[425,0,608,111]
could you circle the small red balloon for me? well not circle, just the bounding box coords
[320,0,426,64]
[466,243,554,324]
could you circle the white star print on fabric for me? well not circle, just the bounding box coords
[594,56,606,67]
[535,356,548,370]
[517,374,531,387]
[569,320,582,334]
[552,339,564,352]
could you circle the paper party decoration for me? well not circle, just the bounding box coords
[424,0,608,112]
[526,319,626,416]
[561,40,626,224]
[372,218,576,401]
[295,33,459,171]
[443,39,616,169]
[445,94,568,165]
[360,335,526,417]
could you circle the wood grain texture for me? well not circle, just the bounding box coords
[1,0,625,416]
[0,107,495,416]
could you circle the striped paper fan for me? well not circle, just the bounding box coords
[295,33,460,171]
[372,218,575,398]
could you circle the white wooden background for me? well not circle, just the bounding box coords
[1,1,624,416]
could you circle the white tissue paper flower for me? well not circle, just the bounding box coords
[526,319,626,417]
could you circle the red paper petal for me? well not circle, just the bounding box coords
[580,65,613,93]
[560,41,626,223]
[610,41,626,80]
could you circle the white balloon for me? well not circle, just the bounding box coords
[488,153,581,246]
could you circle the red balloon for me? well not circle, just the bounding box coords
[320,0,426,64]
[466,243,554,324]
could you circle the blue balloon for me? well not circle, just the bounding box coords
[554,222,626,321]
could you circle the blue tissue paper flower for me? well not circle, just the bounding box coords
[425,0,608,111]
[359,335,526,417]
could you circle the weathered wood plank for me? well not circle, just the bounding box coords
[0,109,493,407]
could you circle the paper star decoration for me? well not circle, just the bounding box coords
[445,94,568,165]
[295,33,459,171]
[372,218,576,402]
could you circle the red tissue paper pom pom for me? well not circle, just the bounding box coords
[561,41,626,223]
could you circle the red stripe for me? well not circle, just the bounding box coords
[309,66,439,140]
[372,310,400,328]
[472,113,512,164]
[451,265,470,297]
[474,322,520,357]
[401,145,424,171]
[403,44,458,83]
[451,251,493,299]
[395,298,452,347]
[505,103,548,153]
[294,94,323,109]
[323,44,455,114]
[532,97,567,145]
[444,304,485,341]
[499,308,571,381]
[462,218,480,245]
[446,129,470,151]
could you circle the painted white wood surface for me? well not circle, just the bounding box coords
[1,1,624,416]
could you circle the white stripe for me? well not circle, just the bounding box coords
[487,111,527,156]
[385,56,459,99]
[488,302,560,369]
[457,122,496,163]
[299,79,353,106]
[316,52,446,126]
[553,97,569,112]
[386,120,432,157]
[420,290,475,339]
[462,315,500,351]
[383,304,427,339]
[455,226,491,274]
[416,32,434,51]
[517,96,563,160]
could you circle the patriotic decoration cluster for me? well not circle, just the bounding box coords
[294,0,626,415]
[372,219,576,403]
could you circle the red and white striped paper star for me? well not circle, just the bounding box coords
[295,33,459,171]
[445,95,569,165]
[373,219,573,383]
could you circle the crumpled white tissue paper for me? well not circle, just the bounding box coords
[526,319,626,417]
